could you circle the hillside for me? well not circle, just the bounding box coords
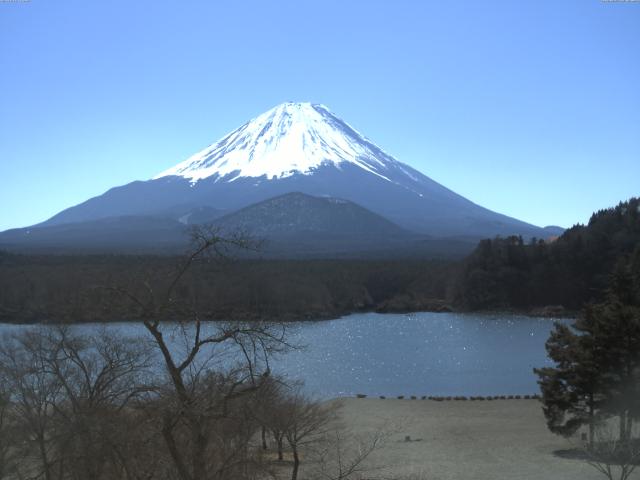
[0,193,476,259]
[455,197,640,311]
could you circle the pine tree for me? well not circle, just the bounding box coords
[580,262,640,441]
[535,258,640,444]
[534,322,602,445]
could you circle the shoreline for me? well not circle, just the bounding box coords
[0,305,576,325]
[350,393,541,401]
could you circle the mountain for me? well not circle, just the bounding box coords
[31,102,550,241]
[215,192,409,237]
[0,204,228,254]
[0,192,472,258]
[212,192,420,258]
[0,216,186,254]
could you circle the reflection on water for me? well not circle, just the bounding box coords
[0,312,570,399]
[279,312,569,398]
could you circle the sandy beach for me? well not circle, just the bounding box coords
[332,397,605,480]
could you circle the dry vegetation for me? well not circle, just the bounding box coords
[0,228,395,480]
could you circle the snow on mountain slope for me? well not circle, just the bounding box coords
[27,101,550,241]
[154,102,402,183]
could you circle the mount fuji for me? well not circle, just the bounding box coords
[1,102,557,255]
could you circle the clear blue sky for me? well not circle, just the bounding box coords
[1,0,638,231]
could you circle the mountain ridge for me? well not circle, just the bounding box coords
[0,192,476,258]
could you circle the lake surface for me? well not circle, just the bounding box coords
[0,312,569,399]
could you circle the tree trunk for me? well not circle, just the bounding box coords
[277,437,284,461]
[37,432,52,480]
[619,411,628,442]
[191,419,208,480]
[588,395,595,448]
[161,415,192,480]
[261,426,268,450]
[291,446,300,480]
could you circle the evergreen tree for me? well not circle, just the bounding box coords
[534,322,602,445]
[580,262,640,441]
[457,197,640,311]
[535,258,640,444]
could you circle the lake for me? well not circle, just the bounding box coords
[0,312,569,399]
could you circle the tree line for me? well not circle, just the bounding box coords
[0,253,454,324]
[0,198,638,324]
[455,198,640,312]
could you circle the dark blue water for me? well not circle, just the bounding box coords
[0,312,569,398]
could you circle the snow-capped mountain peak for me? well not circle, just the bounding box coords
[29,102,549,241]
[154,102,399,183]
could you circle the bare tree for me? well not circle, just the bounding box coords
[581,422,640,480]
[0,227,294,479]
[110,225,290,480]
[0,326,153,480]
[0,328,64,480]
[0,382,18,480]
[253,376,295,461]
[281,392,338,480]
[311,427,390,480]
[43,327,153,480]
